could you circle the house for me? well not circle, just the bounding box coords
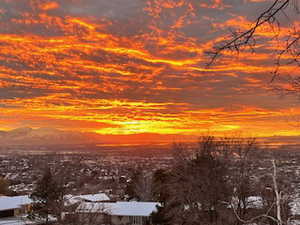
[0,195,34,225]
[0,195,58,225]
[63,193,111,222]
[0,195,32,218]
[76,201,159,225]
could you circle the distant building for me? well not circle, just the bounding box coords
[65,193,110,206]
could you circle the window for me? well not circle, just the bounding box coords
[0,209,14,218]
[129,216,143,225]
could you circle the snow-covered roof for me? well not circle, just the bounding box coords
[65,193,110,205]
[77,201,159,217]
[0,196,31,211]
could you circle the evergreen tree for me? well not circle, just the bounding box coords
[30,167,65,224]
[152,169,170,203]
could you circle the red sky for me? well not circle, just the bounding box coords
[1,0,300,144]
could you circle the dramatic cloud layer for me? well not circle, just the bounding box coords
[1,0,300,143]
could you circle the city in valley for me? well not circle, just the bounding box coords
[0,147,173,197]
[1,140,300,225]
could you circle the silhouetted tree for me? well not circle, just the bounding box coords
[125,167,153,201]
[152,169,170,203]
[208,0,300,93]
[161,137,232,225]
[151,136,292,225]
[30,167,65,224]
[151,205,169,225]
[224,137,258,225]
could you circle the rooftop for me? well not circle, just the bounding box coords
[77,201,159,217]
[0,196,31,211]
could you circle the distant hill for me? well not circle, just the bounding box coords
[0,127,197,149]
[0,127,98,146]
[1,127,300,153]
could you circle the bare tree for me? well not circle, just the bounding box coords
[230,157,292,225]
[126,167,154,201]
[162,136,233,225]
[272,160,283,225]
[207,0,300,90]
[225,137,259,225]
[153,136,294,225]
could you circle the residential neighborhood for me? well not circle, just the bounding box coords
[0,193,159,225]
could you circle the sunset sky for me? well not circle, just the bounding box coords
[1,0,300,143]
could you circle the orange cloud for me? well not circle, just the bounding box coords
[40,2,59,11]
[0,0,299,144]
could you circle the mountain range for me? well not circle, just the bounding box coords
[0,127,196,147]
[0,127,98,146]
[4,127,298,150]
